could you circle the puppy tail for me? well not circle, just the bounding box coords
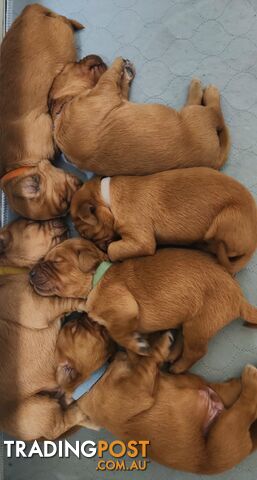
[217,124,230,168]
[45,10,84,30]
[68,18,85,30]
[241,300,257,328]
[216,242,252,275]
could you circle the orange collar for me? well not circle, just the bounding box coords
[1,166,32,186]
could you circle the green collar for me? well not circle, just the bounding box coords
[92,261,113,288]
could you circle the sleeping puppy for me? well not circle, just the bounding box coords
[71,168,257,274]
[0,4,83,219]
[49,56,230,175]
[56,317,257,475]
[30,238,257,373]
[0,219,88,439]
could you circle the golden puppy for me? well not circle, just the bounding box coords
[56,318,257,475]
[0,4,83,219]
[71,168,257,274]
[0,219,88,439]
[49,56,230,175]
[30,239,257,373]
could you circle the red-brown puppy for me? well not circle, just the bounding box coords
[56,318,257,475]
[0,219,88,440]
[0,4,83,219]
[49,56,230,175]
[30,239,257,373]
[71,168,257,274]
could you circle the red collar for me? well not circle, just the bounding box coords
[1,166,32,186]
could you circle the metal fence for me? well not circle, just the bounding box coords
[0,3,13,478]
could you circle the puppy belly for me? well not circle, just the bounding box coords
[199,387,224,435]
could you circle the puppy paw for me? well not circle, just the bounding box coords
[242,364,257,395]
[203,84,220,106]
[186,78,203,105]
[123,59,136,81]
[169,361,187,375]
[153,331,174,363]
[190,78,202,88]
[133,332,151,356]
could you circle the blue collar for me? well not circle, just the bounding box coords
[72,363,109,400]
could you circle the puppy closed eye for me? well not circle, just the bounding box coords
[78,203,97,225]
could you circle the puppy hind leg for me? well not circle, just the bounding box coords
[125,332,174,394]
[202,84,230,168]
[169,319,209,374]
[241,299,257,327]
[203,84,221,109]
[185,78,203,106]
[209,377,242,408]
[204,209,250,274]
[202,365,257,474]
[167,329,184,363]
[98,286,151,356]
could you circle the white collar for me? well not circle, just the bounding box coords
[100,177,111,207]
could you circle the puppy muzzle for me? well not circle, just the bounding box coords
[30,262,54,293]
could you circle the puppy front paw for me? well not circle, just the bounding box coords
[242,364,257,395]
[118,332,151,356]
[134,332,151,355]
[152,331,174,363]
[123,59,136,81]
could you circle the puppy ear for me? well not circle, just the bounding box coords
[0,230,11,254]
[78,247,103,273]
[78,203,98,226]
[56,362,80,388]
[13,175,41,199]
[68,18,84,30]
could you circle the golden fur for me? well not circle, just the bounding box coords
[71,168,257,274]
[49,56,230,175]
[31,238,257,373]
[0,220,87,439]
[0,4,83,219]
[56,319,257,475]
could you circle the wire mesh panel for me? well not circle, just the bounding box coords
[0,3,13,478]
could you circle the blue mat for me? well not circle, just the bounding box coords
[4,1,257,479]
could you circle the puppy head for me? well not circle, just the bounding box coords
[30,238,107,298]
[71,179,116,251]
[0,218,68,267]
[2,160,82,220]
[49,55,107,116]
[56,315,113,392]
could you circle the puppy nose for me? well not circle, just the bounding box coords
[29,269,36,280]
